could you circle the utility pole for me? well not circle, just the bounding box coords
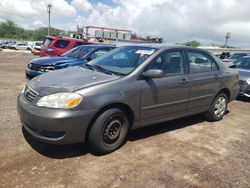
[47,4,52,36]
[224,32,231,48]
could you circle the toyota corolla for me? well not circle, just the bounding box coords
[17,46,239,154]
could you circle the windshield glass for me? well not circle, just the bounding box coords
[235,58,250,70]
[43,38,53,47]
[87,46,157,75]
[61,46,96,58]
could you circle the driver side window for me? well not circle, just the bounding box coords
[147,50,184,76]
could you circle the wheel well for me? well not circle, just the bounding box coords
[86,103,135,139]
[218,88,230,100]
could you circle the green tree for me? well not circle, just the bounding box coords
[0,20,17,38]
[0,20,64,41]
[183,40,201,47]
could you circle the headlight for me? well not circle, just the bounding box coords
[37,93,82,109]
[247,78,250,85]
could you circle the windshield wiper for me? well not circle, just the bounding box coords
[83,63,97,70]
[92,65,114,75]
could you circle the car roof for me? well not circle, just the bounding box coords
[241,55,250,58]
[117,44,208,52]
[46,36,88,42]
[78,44,116,48]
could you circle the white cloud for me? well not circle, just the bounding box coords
[71,0,93,10]
[0,0,77,28]
[75,0,250,47]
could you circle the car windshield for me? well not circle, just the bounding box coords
[229,54,247,59]
[235,58,250,70]
[43,37,53,47]
[87,46,157,75]
[61,46,96,59]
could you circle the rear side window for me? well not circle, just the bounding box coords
[74,42,84,48]
[188,51,218,73]
[43,38,54,47]
[54,40,70,49]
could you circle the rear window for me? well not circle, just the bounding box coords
[74,42,84,48]
[54,40,70,49]
[43,38,54,47]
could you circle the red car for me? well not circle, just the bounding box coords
[40,36,95,57]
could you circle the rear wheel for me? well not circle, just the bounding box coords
[205,93,228,121]
[88,108,129,154]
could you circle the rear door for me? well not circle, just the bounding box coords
[185,49,221,113]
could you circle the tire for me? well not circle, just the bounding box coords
[88,108,129,154]
[205,93,228,121]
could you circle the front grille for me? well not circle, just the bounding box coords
[24,85,38,102]
[29,63,55,71]
[29,63,41,70]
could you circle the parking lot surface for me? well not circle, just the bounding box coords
[0,52,250,188]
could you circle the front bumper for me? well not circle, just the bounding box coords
[17,93,97,144]
[238,80,250,97]
[25,68,44,80]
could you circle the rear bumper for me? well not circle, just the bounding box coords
[17,93,97,144]
[238,84,250,97]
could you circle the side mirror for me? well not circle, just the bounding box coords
[143,69,164,79]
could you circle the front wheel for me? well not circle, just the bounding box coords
[88,108,129,154]
[205,93,228,121]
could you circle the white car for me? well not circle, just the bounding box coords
[14,42,30,50]
[32,41,43,50]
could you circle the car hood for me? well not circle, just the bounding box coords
[31,56,81,65]
[223,58,236,62]
[28,67,120,96]
[237,68,250,81]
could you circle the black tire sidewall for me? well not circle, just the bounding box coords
[209,93,228,121]
[88,108,129,154]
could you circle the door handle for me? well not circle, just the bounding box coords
[180,78,189,84]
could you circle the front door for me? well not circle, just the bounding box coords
[140,49,190,125]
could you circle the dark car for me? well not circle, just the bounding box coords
[234,56,250,97]
[26,45,115,79]
[17,46,239,154]
[223,53,249,63]
[40,36,95,57]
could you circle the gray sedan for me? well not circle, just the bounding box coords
[17,46,239,154]
[235,56,250,97]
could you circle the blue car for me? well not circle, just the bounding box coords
[26,45,115,79]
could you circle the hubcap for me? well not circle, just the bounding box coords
[214,97,226,118]
[103,115,123,145]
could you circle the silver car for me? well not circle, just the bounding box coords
[235,56,250,97]
[17,46,239,154]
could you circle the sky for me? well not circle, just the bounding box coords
[0,0,250,47]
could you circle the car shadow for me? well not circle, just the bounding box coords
[23,112,229,158]
[128,114,205,142]
[22,127,91,159]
